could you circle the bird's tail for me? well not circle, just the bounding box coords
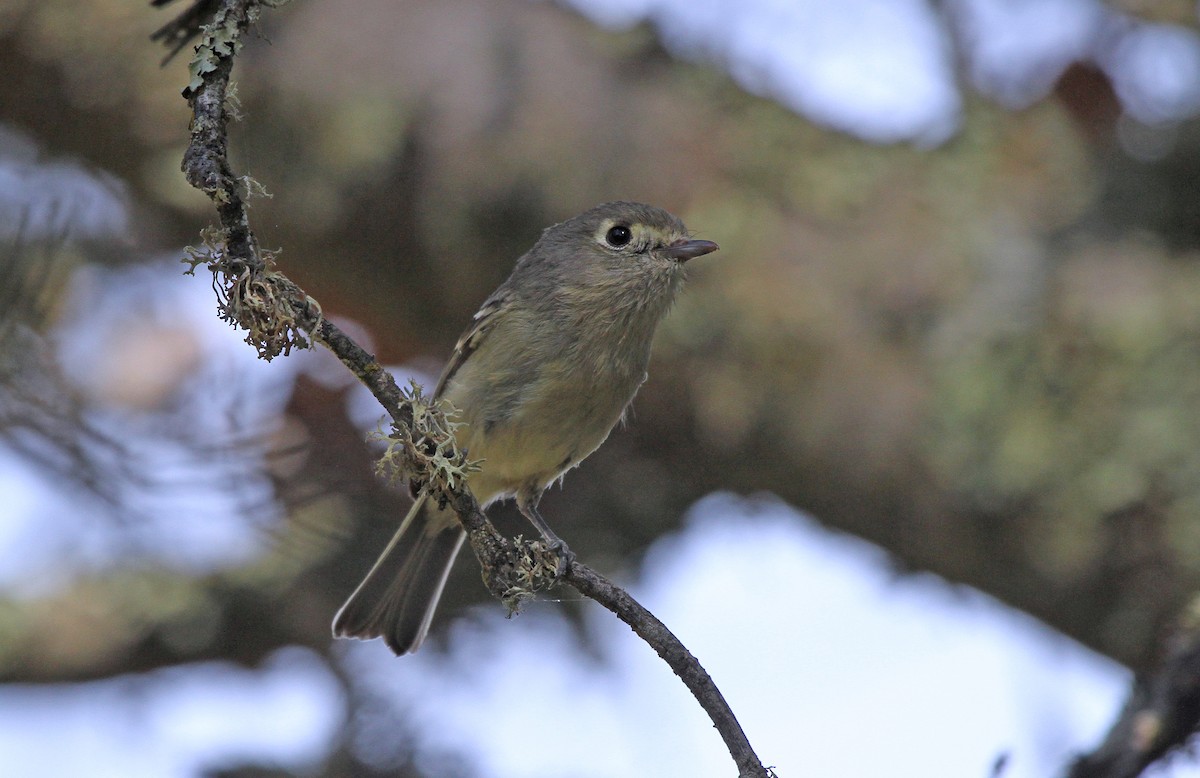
[332,493,465,655]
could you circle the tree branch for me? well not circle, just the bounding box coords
[1067,596,1200,778]
[169,1,771,776]
[564,562,768,778]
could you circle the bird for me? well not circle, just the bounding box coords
[332,201,718,654]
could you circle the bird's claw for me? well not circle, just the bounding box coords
[546,538,576,577]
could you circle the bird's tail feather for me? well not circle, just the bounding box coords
[332,494,465,655]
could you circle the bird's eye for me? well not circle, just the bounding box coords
[605,225,632,248]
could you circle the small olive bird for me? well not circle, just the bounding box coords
[332,201,718,654]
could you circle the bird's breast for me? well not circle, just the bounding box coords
[445,346,646,503]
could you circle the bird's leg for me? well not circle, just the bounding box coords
[518,496,576,575]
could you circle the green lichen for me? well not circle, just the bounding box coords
[369,380,481,501]
[185,3,245,96]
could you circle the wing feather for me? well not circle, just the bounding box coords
[434,292,511,397]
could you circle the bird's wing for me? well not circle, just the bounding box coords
[434,291,512,398]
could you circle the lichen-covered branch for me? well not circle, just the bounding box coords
[169,2,770,775]
[369,380,479,498]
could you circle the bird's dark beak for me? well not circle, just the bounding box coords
[663,238,719,262]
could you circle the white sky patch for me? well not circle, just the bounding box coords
[951,0,1103,105]
[0,649,343,778]
[717,0,960,145]
[559,0,1200,144]
[1106,22,1200,124]
[0,257,306,595]
[0,125,128,241]
[561,0,961,145]
[0,457,54,591]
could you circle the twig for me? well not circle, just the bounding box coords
[564,562,768,778]
[1066,595,1200,778]
[168,1,771,776]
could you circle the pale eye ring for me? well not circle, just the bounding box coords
[605,225,632,248]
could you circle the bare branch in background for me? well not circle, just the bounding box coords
[1068,598,1200,778]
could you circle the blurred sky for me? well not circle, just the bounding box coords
[4,0,1200,776]
[565,0,1200,145]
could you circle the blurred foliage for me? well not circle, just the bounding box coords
[3,0,1200,774]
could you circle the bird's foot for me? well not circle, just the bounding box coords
[545,538,576,577]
